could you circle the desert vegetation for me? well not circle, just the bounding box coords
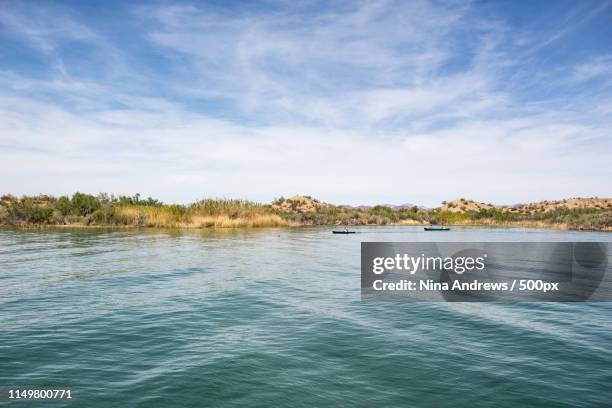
[0,193,288,228]
[0,193,610,231]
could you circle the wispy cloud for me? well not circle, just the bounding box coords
[0,2,99,53]
[572,55,612,83]
[0,0,611,205]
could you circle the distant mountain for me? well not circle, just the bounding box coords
[339,205,371,210]
[391,203,430,211]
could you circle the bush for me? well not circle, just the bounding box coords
[369,205,396,219]
[71,192,100,216]
[140,197,163,206]
[8,199,53,224]
[272,196,285,206]
[92,206,124,225]
[0,206,8,222]
[1,194,17,204]
[396,207,423,221]
[471,208,517,222]
[56,196,72,216]
[117,193,163,207]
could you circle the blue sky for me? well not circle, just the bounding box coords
[1,0,611,206]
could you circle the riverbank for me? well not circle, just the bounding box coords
[1,193,611,232]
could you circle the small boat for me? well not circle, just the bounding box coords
[332,229,356,234]
[424,226,450,231]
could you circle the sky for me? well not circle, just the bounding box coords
[1,0,611,206]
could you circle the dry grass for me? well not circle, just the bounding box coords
[117,206,184,227]
[397,219,425,225]
[189,214,289,228]
[446,218,569,230]
[116,201,291,228]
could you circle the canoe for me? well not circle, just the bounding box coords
[424,226,450,231]
[332,230,356,234]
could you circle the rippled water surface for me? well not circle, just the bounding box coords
[2,226,612,407]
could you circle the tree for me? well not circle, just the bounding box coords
[71,192,100,216]
[56,196,72,216]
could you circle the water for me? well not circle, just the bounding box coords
[1,226,612,407]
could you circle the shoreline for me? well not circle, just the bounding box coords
[2,194,611,232]
[2,221,610,233]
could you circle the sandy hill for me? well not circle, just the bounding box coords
[440,197,612,213]
[515,197,612,212]
[272,195,330,213]
[441,199,496,213]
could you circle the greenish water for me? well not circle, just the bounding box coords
[1,226,612,407]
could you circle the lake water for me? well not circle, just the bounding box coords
[2,226,612,407]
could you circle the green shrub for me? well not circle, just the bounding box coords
[8,199,53,223]
[0,206,8,222]
[140,197,163,206]
[471,208,517,221]
[1,194,17,204]
[92,206,126,225]
[56,196,72,216]
[369,205,396,220]
[117,193,163,207]
[71,192,100,216]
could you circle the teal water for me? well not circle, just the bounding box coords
[1,226,612,407]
